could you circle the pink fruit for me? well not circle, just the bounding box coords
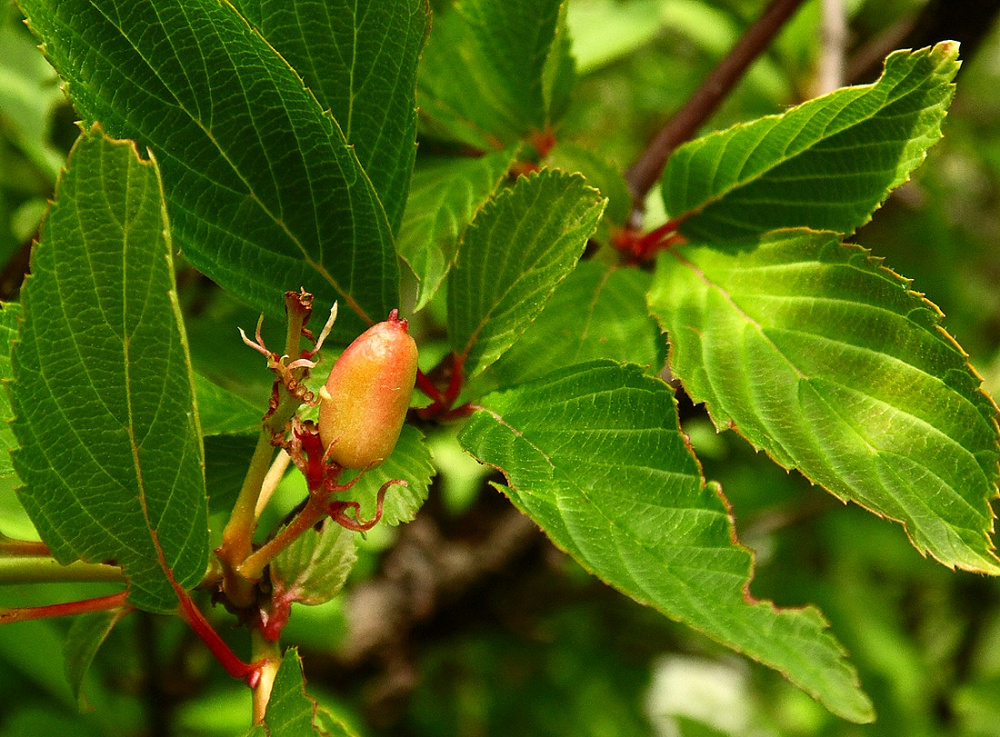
[318,310,418,469]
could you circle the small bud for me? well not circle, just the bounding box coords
[318,311,418,469]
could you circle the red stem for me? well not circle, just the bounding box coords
[415,368,443,404]
[0,591,130,625]
[175,590,262,687]
[416,354,467,420]
[625,0,810,216]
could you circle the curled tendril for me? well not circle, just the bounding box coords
[328,478,406,532]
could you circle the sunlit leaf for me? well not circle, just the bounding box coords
[447,170,605,379]
[0,302,21,479]
[399,147,518,310]
[662,43,959,240]
[483,260,663,391]
[418,0,571,150]
[460,360,874,722]
[649,229,1000,574]
[340,424,434,527]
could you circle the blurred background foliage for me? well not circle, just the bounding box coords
[2,0,1000,734]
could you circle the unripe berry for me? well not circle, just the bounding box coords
[318,310,418,469]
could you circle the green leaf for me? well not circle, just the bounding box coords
[417,0,569,150]
[230,0,429,234]
[9,127,209,613]
[241,649,359,737]
[194,374,262,437]
[19,0,398,336]
[662,43,960,241]
[459,360,874,722]
[547,142,632,226]
[340,424,434,527]
[0,302,21,479]
[447,170,606,379]
[649,229,1000,574]
[64,608,128,709]
[205,434,259,515]
[0,18,63,181]
[483,260,664,391]
[271,519,357,607]
[399,147,519,311]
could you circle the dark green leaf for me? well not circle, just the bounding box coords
[230,0,429,233]
[417,0,568,149]
[400,147,519,310]
[19,0,398,336]
[460,360,874,723]
[649,229,1000,574]
[483,260,663,391]
[0,302,21,479]
[662,43,959,241]
[10,128,209,613]
[64,608,128,709]
[447,170,605,379]
[205,434,259,515]
[240,649,359,736]
[194,374,262,437]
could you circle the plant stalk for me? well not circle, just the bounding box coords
[0,557,127,584]
[251,628,282,725]
[0,591,129,625]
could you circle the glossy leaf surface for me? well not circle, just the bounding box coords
[460,360,874,722]
[649,229,1000,573]
[662,43,959,240]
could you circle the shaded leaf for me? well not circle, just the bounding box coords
[649,229,1000,574]
[194,374,263,437]
[399,147,519,310]
[547,142,632,226]
[19,0,398,337]
[0,302,20,479]
[447,170,605,379]
[240,649,359,736]
[459,360,873,722]
[483,260,663,391]
[0,18,63,181]
[64,608,129,709]
[205,434,259,515]
[417,0,569,149]
[10,128,208,613]
[231,0,429,234]
[662,43,959,241]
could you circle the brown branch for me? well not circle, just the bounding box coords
[625,0,810,220]
[336,505,539,667]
